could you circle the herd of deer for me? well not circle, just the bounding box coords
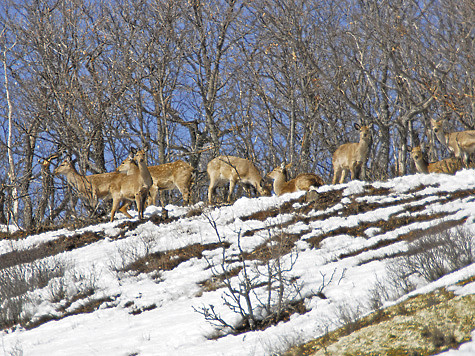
[52,119,475,222]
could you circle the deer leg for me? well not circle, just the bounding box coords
[332,167,341,185]
[462,152,470,168]
[110,197,122,222]
[141,191,149,218]
[147,184,158,206]
[118,201,133,218]
[135,192,143,220]
[227,179,237,202]
[208,178,217,204]
[351,162,362,180]
[178,185,190,206]
[339,169,348,184]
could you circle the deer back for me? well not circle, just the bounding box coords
[428,158,463,174]
[208,156,261,184]
[148,160,194,190]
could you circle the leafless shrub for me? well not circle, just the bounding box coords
[421,326,457,348]
[0,256,68,329]
[46,265,99,304]
[70,265,100,297]
[334,301,365,334]
[368,261,417,310]
[3,339,24,356]
[403,226,474,282]
[0,257,67,301]
[262,332,306,356]
[47,277,69,303]
[108,234,158,278]
[368,226,474,309]
[194,213,305,336]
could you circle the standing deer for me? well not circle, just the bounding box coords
[109,148,153,222]
[147,160,195,206]
[431,118,475,167]
[207,155,270,204]
[332,123,372,184]
[54,157,100,209]
[54,156,134,218]
[267,163,325,196]
[408,146,463,174]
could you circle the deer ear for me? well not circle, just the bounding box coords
[354,123,361,130]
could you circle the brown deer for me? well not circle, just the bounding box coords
[408,146,463,174]
[109,148,153,222]
[54,156,134,218]
[267,163,325,196]
[207,155,270,204]
[332,123,372,184]
[431,118,475,167]
[147,160,195,206]
[54,157,100,208]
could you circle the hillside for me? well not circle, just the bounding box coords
[1,171,475,356]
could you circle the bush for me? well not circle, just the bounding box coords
[194,213,304,336]
[403,226,474,282]
[368,225,474,309]
[0,257,68,329]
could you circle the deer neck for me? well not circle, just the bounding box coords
[357,137,371,161]
[67,169,86,190]
[272,171,287,195]
[137,160,153,188]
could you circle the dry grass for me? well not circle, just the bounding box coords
[125,242,230,274]
[0,231,106,270]
[286,288,475,356]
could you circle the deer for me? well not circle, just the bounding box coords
[408,145,463,174]
[54,155,137,218]
[147,160,195,206]
[109,148,153,222]
[332,123,372,184]
[431,118,475,168]
[207,155,270,204]
[267,163,325,196]
[54,157,100,209]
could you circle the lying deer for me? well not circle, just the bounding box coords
[109,148,153,222]
[267,163,325,196]
[431,118,475,167]
[408,146,463,174]
[207,155,270,204]
[332,123,372,184]
[147,160,195,206]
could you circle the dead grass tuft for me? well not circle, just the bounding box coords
[25,295,116,330]
[242,232,304,262]
[198,266,243,292]
[126,242,230,274]
[0,231,106,270]
[241,196,307,222]
[232,299,308,335]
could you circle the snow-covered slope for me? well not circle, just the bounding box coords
[1,171,475,356]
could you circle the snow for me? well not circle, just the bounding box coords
[2,170,475,355]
